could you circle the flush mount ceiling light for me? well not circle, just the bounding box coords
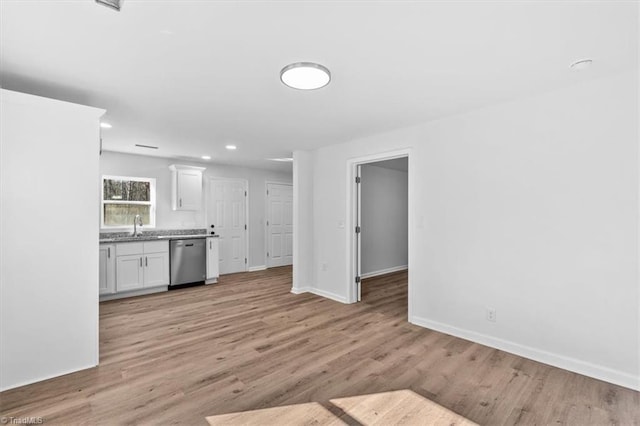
[100,122,112,129]
[570,59,593,71]
[95,0,122,11]
[225,145,237,150]
[201,155,211,160]
[280,62,331,90]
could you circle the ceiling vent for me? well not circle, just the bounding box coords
[95,0,122,11]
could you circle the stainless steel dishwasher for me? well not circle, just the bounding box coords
[170,238,206,286]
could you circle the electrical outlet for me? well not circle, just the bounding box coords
[321,262,328,271]
[486,307,496,322]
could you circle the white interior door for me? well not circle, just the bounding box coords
[356,165,362,301]
[266,183,293,268]
[208,178,247,274]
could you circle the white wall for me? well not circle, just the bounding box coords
[0,90,104,391]
[292,150,314,292]
[99,152,292,268]
[294,70,639,390]
[361,162,408,276]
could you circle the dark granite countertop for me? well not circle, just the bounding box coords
[99,228,218,244]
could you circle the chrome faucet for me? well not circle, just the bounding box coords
[132,214,143,236]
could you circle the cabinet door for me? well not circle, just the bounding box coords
[99,245,116,295]
[116,255,143,292]
[206,237,219,280]
[177,169,202,210]
[143,252,169,287]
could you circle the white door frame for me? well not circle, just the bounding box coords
[346,149,412,318]
[207,177,249,272]
[265,181,293,268]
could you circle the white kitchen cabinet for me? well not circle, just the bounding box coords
[169,164,206,211]
[206,236,219,284]
[143,251,169,287]
[99,244,116,295]
[116,254,144,292]
[114,241,169,294]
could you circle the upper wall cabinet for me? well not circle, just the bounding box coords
[169,164,206,211]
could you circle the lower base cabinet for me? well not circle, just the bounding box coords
[144,251,170,287]
[115,254,145,292]
[206,236,219,284]
[99,244,116,295]
[100,241,169,298]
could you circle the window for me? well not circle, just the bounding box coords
[102,175,156,228]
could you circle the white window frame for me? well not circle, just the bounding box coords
[101,175,156,229]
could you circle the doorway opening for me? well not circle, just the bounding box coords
[348,150,411,318]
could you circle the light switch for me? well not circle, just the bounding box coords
[338,220,345,229]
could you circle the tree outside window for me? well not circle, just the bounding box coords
[102,176,156,228]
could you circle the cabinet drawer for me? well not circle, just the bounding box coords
[144,240,169,254]
[116,242,144,256]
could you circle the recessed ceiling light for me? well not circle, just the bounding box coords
[280,62,331,90]
[201,155,211,160]
[570,59,593,71]
[269,158,294,162]
[225,145,237,150]
[100,122,112,129]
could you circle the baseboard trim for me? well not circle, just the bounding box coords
[248,265,267,272]
[99,286,167,301]
[361,265,408,279]
[290,286,348,304]
[309,287,349,304]
[410,315,639,391]
[0,363,97,392]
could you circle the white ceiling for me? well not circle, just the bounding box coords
[1,1,637,172]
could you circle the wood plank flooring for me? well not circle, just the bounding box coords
[1,267,638,425]
[205,389,478,425]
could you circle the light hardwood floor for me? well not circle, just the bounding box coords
[205,389,478,425]
[1,267,638,425]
